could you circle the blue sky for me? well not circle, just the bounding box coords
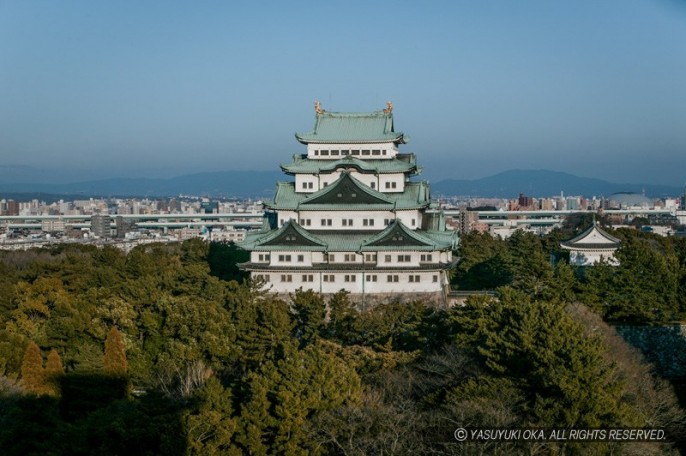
[1,0,685,185]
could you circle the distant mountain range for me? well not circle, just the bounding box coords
[430,169,683,199]
[0,169,682,199]
[0,170,284,199]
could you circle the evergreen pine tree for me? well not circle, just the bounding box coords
[20,341,46,395]
[184,377,241,455]
[103,327,128,376]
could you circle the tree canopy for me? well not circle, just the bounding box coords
[0,236,683,454]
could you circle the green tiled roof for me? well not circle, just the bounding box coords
[423,229,459,249]
[361,220,458,251]
[239,221,327,251]
[295,111,410,144]
[281,154,420,175]
[239,221,457,253]
[266,173,431,211]
[259,220,327,248]
[361,220,438,248]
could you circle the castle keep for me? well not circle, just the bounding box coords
[239,102,457,303]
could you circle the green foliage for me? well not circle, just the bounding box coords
[234,341,361,455]
[456,225,686,323]
[207,241,249,283]
[0,235,683,454]
[7,277,68,344]
[579,233,682,322]
[181,238,209,264]
[453,232,512,290]
[343,300,450,352]
[183,377,240,455]
[471,290,629,428]
[506,230,554,297]
[290,288,327,345]
[225,286,293,371]
[321,290,357,342]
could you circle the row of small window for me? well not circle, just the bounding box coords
[264,253,365,263]
[382,254,433,262]
[344,218,376,226]
[274,254,305,262]
[323,253,378,262]
[313,218,381,227]
[255,274,439,283]
[313,149,387,156]
[292,218,414,228]
[300,181,398,190]
[259,253,433,263]
[277,274,319,283]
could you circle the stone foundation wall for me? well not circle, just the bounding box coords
[614,324,686,378]
[275,291,448,310]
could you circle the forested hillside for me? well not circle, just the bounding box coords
[0,229,684,455]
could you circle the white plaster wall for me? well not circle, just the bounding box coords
[307,142,398,159]
[296,170,407,193]
[250,251,272,263]
[377,251,421,268]
[294,175,319,193]
[270,251,313,267]
[293,210,394,231]
[378,174,405,193]
[277,212,297,227]
[327,252,363,264]
[570,250,619,266]
[277,210,423,231]
[394,210,422,228]
[255,270,444,294]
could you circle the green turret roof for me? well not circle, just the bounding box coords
[361,220,444,250]
[239,220,456,253]
[258,220,327,249]
[281,154,420,175]
[295,110,409,144]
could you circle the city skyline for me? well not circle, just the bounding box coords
[1,1,686,185]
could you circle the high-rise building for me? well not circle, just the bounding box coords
[91,215,112,238]
[201,200,219,214]
[518,193,534,209]
[239,103,458,304]
[115,216,132,238]
[5,200,19,216]
[42,218,66,233]
[458,207,480,234]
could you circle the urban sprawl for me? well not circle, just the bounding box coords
[1,190,685,252]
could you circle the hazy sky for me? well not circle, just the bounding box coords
[1,0,685,185]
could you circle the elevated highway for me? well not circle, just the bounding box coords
[441,208,677,227]
[0,213,264,230]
